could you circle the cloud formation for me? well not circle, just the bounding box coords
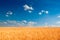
[45,11,48,14]
[23,4,34,13]
[5,15,9,17]
[7,11,13,15]
[0,20,37,26]
[57,15,60,18]
[56,21,60,24]
[39,10,49,15]
[6,11,13,17]
[39,12,42,15]
[27,21,37,26]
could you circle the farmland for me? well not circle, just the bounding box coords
[0,27,60,40]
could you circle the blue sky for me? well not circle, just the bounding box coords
[0,0,60,27]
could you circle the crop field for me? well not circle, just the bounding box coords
[0,27,60,40]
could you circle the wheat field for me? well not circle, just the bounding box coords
[0,27,60,40]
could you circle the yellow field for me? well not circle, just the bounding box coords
[0,27,60,40]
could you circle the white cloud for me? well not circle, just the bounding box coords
[57,15,60,18]
[23,4,33,11]
[0,20,21,26]
[6,11,13,17]
[5,15,9,17]
[45,11,48,14]
[41,10,45,13]
[7,20,25,26]
[0,20,37,26]
[56,21,60,24]
[51,25,56,27]
[22,20,27,24]
[3,22,8,24]
[28,10,32,13]
[23,4,34,13]
[39,12,42,15]
[38,10,49,15]
[23,4,30,11]
[30,7,34,10]
[27,21,37,26]
[7,11,13,15]
[7,20,17,24]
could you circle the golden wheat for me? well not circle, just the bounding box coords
[0,27,60,40]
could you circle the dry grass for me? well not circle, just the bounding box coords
[0,27,60,40]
